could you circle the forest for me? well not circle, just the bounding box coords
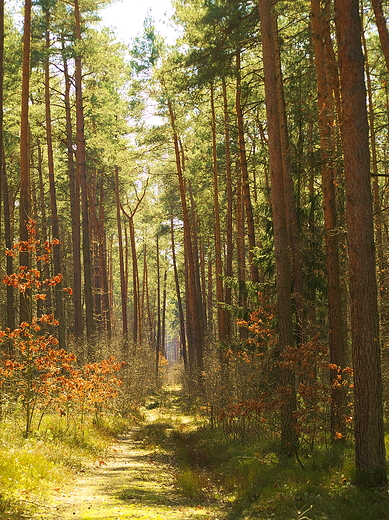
[1,0,389,517]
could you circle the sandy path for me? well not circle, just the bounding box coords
[36,426,226,520]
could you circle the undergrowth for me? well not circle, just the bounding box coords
[135,395,389,520]
[2,387,389,520]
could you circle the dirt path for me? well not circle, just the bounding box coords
[35,420,227,520]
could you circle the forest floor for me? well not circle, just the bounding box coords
[31,394,228,520]
[11,378,389,520]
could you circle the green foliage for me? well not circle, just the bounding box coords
[130,15,164,76]
[161,415,389,520]
[0,408,137,518]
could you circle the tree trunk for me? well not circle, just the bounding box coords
[121,189,147,347]
[44,9,65,349]
[187,180,205,378]
[258,0,297,456]
[108,234,115,330]
[210,83,225,341]
[89,174,104,333]
[99,186,111,337]
[371,0,389,73]
[74,0,94,352]
[156,231,161,376]
[114,166,128,346]
[170,214,188,370]
[334,0,387,487]
[236,177,247,338]
[128,216,139,345]
[0,0,15,330]
[201,239,209,333]
[62,44,83,340]
[273,12,305,346]
[161,269,167,358]
[167,98,204,386]
[310,0,348,442]
[206,240,213,338]
[362,14,389,346]
[222,78,233,339]
[235,49,259,284]
[19,0,32,324]
[142,243,153,347]
[36,141,52,315]
[1,158,14,330]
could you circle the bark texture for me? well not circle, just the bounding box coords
[258,0,297,455]
[335,0,387,487]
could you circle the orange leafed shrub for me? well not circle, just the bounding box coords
[0,220,125,436]
[213,296,354,447]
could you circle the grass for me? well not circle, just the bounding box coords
[1,389,389,520]
[175,468,205,499]
[133,407,389,520]
[0,410,140,519]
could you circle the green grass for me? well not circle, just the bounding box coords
[175,468,205,499]
[0,411,139,519]
[2,394,389,520]
[137,416,389,520]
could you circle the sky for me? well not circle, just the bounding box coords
[100,0,179,45]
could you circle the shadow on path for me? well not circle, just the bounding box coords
[36,418,226,520]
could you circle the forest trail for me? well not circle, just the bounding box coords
[34,397,227,520]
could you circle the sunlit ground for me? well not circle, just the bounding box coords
[43,386,226,520]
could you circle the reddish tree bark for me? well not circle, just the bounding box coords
[167,98,204,386]
[236,49,259,284]
[62,41,83,339]
[121,187,147,347]
[44,9,65,349]
[335,0,387,487]
[236,177,247,339]
[310,0,348,442]
[74,0,94,352]
[114,166,128,346]
[0,0,15,330]
[36,141,52,315]
[170,214,188,369]
[258,0,297,455]
[273,12,305,345]
[98,185,111,336]
[210,83,226,341]
[222,78,233,339]
[371,0,389,73]
[19,0,32,324]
